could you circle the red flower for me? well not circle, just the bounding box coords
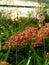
[32,39,42,47]
[24,32,32,40]
[21,40,28,45]
[12,41,21,46]
[33,42,39,47]
[3,25,49,50]
[3,42,11,50]
[10,36,15,41]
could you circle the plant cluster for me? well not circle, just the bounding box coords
[0,10,49,65]
[3,23,49,49]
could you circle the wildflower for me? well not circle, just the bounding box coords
[3,25,49,49]
[24,32,32,40]
[3,42,11,50]
[10,36,15,41]
[32,39,42,47]
[12,41,20,46]
[25,27,38,37]
[21,40,28,45]
[33,42,39,47]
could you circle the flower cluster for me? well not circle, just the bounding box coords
[3,27,38,49]
[3,25,49,49]
[33,26,49,47]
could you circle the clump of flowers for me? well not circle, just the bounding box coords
[3,25,49,49]
[33,26,49,47]
[3,27,38,49]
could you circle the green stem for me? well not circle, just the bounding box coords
[4,48,10,61]
[0,41,1,51]
[18,59,26,65]
[43,40,46,65]
[16,47,17,65]
[30,44,41,65]
[44,40,46,58]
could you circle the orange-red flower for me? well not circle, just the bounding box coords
[3,25,49,50]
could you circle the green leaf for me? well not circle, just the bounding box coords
[18,58,27,65]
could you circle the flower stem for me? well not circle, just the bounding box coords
[4,48,10,61]
[0,41,1,51]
